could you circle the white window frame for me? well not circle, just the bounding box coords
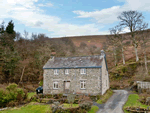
[54,69,59,75]
[53,81,58,89]
[80,80,86,89]
[65,69,69,74]
[80,68,86,74]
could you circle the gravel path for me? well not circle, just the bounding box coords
[96,90,128,113]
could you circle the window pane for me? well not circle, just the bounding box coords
[84,83,86,88]
[81,83,83,88]
[56,83,58,88]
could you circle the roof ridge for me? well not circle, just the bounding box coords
[55,55,101,59]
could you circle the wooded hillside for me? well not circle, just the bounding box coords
[1,19,150,85]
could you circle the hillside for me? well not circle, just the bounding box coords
[1,25,150,88]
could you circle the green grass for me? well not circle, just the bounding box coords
[97,89,113,104]
[27,92,36,99]
[0,102,51,113]
[123,94,148,113]
[63,103,79,108]
[88,106,99,113]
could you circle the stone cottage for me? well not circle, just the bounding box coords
[43,50,109,95]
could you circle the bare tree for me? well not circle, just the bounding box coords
[118,10,146,62]
[110,26,126,65]
[23,30,29,39]
[139,23,149,75]
[107,32,119,66]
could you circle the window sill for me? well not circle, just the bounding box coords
[81,73,86,75]
[53,88,59,90]
[80,88,86,90]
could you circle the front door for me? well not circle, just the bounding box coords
[64,81,70,93]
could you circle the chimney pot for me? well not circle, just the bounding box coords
[101,49,105,57]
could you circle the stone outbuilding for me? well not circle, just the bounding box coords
[43,50,109,95]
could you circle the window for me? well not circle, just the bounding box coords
[54,69,59,75]
[65,69,69,74]
[80,80,86,89]
[53,81,58,89]
[80,68,86,74]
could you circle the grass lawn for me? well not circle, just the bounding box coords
[63,103,79,108]
[97,89,113,104]
[0,102,51,113]
[62,104,98,113]
[123,94,148,113]
[88,106,99,113]
[27,92,36,99]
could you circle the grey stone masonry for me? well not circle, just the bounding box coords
[43,68,102,95]
[43,50,109,95]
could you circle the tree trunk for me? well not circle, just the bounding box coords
[113,47,117,66]
[122,47,125,65]
[143,43,148,75]
[134,44,139,62]
[19,66,25,84]
[120,41,125,65]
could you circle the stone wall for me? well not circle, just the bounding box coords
[43,68,102,95]
[137,81,150,89]
[101,57,109,95]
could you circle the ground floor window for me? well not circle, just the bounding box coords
[53,81,58,89]
[80,80,86,89]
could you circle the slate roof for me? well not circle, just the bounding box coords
[43,55,103,69]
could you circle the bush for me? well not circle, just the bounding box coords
[121,66,127,73]
[139,93,150,104]
[24,84,35,92]
[39,80,43,86]
[0,83,27,107]
[79,101,92,111]
[110,83,120,89]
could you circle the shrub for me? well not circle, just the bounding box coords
[0,83,27,107]
[79,101,92,111]
[143,76,150,82]
[121,66,127,73]
[67,94,76,104]
[139,93,150,104]
[39,80,43,86]
[24,84,35,92]
[110,83,120,89]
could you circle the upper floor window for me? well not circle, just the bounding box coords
[53,81,58,89]
[65,69,69,74]
[80,68,86,74]
[54,69,59,75]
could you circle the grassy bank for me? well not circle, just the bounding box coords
[123,94,148,113]
[1,102,99,113]
[97,89,113,104]
[0,102,51,113]
[88,106,99,113]
[27,92,36,99]
[63,103,79,108]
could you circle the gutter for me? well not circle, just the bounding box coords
[43,66,102,69]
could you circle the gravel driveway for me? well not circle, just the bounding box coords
[96,90,128,113]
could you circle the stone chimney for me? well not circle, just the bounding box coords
[50,52,56,60]
[100,50,105,58]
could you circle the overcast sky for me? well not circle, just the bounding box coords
[0,0,150,38]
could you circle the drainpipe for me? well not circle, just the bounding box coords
[100,68,102,95]
[74,67,76,94]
